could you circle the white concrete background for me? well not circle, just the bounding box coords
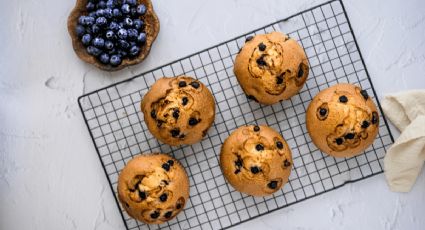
[1,0,424,229]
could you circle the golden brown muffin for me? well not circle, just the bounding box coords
[220,125,293,196]
[306,83,380,158]
[234,31,309,105]
[117,154,189,224]
[141,76,216,146]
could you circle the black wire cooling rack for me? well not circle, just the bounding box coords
[78,0,395,229]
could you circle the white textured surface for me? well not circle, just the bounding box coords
[1,0,424,229]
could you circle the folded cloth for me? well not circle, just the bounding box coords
[382,90,425,192]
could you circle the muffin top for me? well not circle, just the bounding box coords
[117,153,189,224]
[141,76,216,146]
[306,83,380,157]
[234,31,309,105]
[220,125,292,196]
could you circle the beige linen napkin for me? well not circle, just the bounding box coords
[382,90,425,192]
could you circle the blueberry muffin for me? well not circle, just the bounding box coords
[117,154,189,224]
[306,83,380,158]
[68,0,159,71]
[220,125,293,196]
[141,76,216,146]
[234,31,309,105]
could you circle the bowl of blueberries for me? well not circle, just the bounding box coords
[68,0,159,71]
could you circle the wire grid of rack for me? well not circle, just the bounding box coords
[78,0,394,229]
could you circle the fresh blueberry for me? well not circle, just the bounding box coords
[79,16,95,26]
[118,22,125,28]
[81,34,92,46]
[129,46,140,56]
[104,40,114,50]
[105,30,115,39]
[99,53,110,64]
[118,50,128,57]
[97,1,106,9]
[110,55,122,66]
[87,46,102,56]
[133,19,144,30]
[127,28,138,40]
[112,8,122,18]
[96,9,105,17]
[108,48,117,55]
[121,4,131,14]
[136,4,146,15]
[117,28,128,39]
[92,37,105,48]
[78,16,86,25]
[109,21,119,31]
[106,0,115,8]
[85,17,95,25]
[86,2,95,11]
[75,25,86,37]
[128,41,136,47]
[137,32,146,44]
[126,0,137,6]
[85,26,93,34]
[118,39,130,49]
[103,8,113,18]
[88,12,97,18]
[123,18,133,27]
[130,7,137,16]
[96,17,107,27]
[91,24,100,34]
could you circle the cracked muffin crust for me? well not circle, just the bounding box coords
[306,83,380,158]
[220,125,292,196]
[234,31,309,105]
[117,154,189,224]
[141,76,216,146]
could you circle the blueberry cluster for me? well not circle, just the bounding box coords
[75,0,148,66]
